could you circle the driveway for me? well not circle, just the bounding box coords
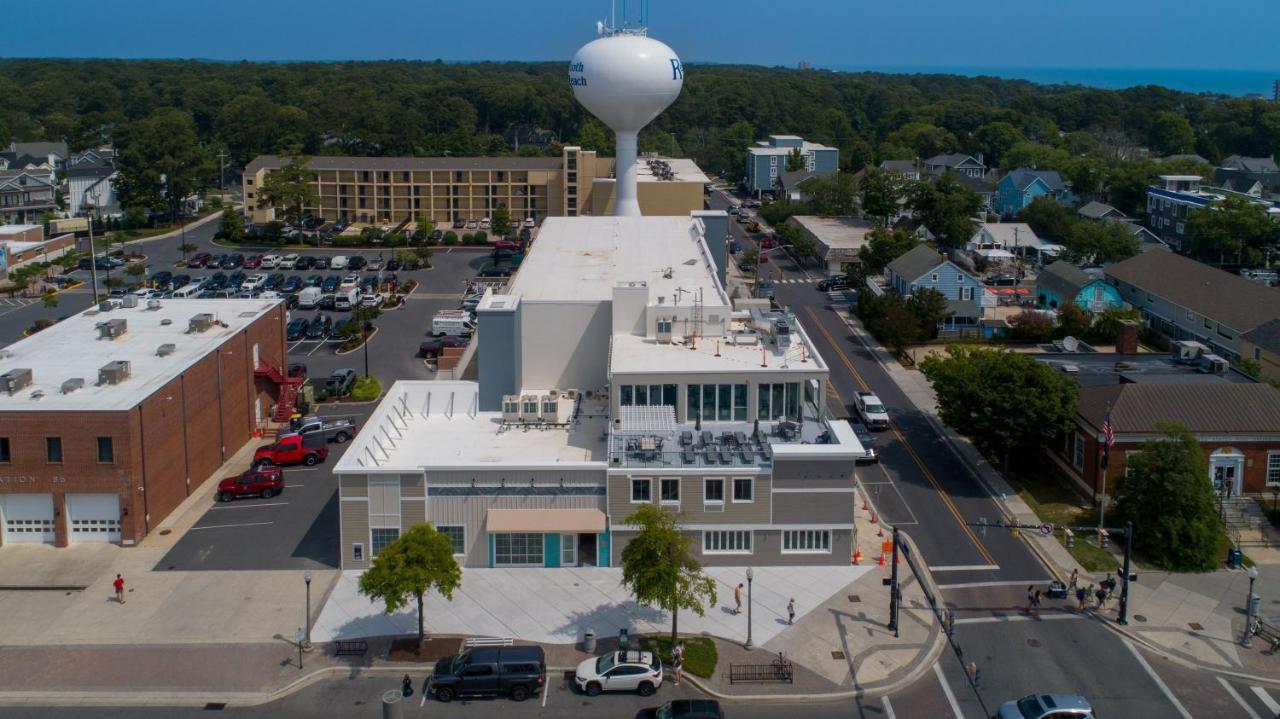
[313,565,869,645]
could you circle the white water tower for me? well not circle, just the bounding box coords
[569,12,683,216]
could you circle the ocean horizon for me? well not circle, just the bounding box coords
[823,65,1279,97]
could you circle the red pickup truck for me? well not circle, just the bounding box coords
[253,433,328,467]
[217,466,284,502]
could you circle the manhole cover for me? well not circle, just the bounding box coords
[847,594,861,603]
[1134,615,1147,623]
[832,650,845,660]
[159,529,172,536]
[1188,622,1202,631]
[1026,638,1042,648]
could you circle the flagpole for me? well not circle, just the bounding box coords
[1099,404,1113,549]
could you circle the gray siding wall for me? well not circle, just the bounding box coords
[401,499,426,530]
[341,499,370,570]
[608,474,770,524]
[771,492,855,524]
[1107,277,1242,358]
[611,528,852,567]
[429,469,604,485]
[771,458,855,489]
[812,149,839,174]
[428,493,607,567]
[340,473,368,497]
[478,304,520,411]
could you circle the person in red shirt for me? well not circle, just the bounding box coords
[113,574,126,604]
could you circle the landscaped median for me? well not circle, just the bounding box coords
[638,635,717,678]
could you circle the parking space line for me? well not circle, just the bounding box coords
[289,467,321,472]
[1251,685,1280,715]
[929,565,1000,572]
[285,484,306,488]
[188,521,273,531]
[933,663,964,718]
[210,502,289,510]
[1122,638,1192,719]
[1218,678,1261,719]
[542,680,549,708]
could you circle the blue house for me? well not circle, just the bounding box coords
[744,135,838,194]
[885,245,996,334]
[1035,260,1124,313]
[996,168,1072,217]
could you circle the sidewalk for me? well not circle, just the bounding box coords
[836,309,1280,681]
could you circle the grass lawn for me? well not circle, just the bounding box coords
[638,636,717,678]
[1006,465,1118,572]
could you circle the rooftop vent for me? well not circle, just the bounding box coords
[0,368,33,395]
[160,319,173,326]
[97,300,114,312]
[120,294,139,308]
[156,343,176,357]
[96,318,127,340]
[146,299,162,311]
[189,313,214,333]
[98,360,131,385]
[60,378,84,394]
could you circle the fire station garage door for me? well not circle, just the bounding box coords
[67,494,121,543]
[0,494,56,544]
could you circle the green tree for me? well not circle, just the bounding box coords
[413,214,434,242]
[115,108,211,221]
[800,172,858,216]
[576,119,612,155]
[357,523,462,642]
[920,346,1078,471]
[215,210,243,243]
[491,204,513,238]
[1062,220,1140,264]
[785,147,806,172]
[41,290,58,309]
[858,227,918,274]
[972,122,1025,168]
[178,242,198,262]
[1017,196,1075,241]
[884,122,959,159]
[1185,194,1280,266]
[619,504,716,644]
[907,287,951,340]
[257,156,317,227]
[1149,111,1195,156]
[909,173,981,248]
[1115,423,1222,572]
[855,289,923,355]
[1008,309,1053,342]
[860,168,901,226]
[1056,302,1090,338]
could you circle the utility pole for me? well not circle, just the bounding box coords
[888,526,900,637]
[85,191,100,304]
[1118,521,1134,625]
[217,150,227,192]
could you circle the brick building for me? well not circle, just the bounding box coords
[0,297,287,547]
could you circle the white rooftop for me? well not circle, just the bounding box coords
[635,157,709,184]
[609,321,828,375]
[335,381,607,472]
[790,216,877,250]
[0,298,280,411]
[0,224,40,236]
[750,141,832,155]
[504,216,726,305]
[973,223,1041,248]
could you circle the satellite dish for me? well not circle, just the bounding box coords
[1063,336,1079,352]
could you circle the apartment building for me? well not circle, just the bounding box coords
[243,148,706,226]
[0,297,287,547]
[334,212,864,570]
[744,135,838,195]
[1144,174,1280,250]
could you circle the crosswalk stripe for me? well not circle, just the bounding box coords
[1218,678,1261,719]
[1251,685,1280,715]
[1122,638,1192,719]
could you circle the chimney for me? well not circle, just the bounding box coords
[1115,319,1139,354]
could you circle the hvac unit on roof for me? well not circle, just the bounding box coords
[188,313,214,333]
[120,294,139,309]
[156,343,176,357]
[96,318,128,339]
[0,368,33,395]
[1198,353,1229,375]
[501,395,522,423]
[146,299,162,311]
[60,378,85,394]
[98,360,131,385]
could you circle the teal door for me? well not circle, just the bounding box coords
[543,533,560,568]
[596,529,611,567]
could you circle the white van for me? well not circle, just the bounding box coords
[335,287,360,311]
[260,254,281,269]
[432,310,475,337]
[172,283,203,299]
[298,286,323,309]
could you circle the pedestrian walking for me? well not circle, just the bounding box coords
[787,597,796,625]
[113,573,126,604]
[1075,584,1088,611]
[1026,585,1035,613]
[1031,590,1042,617]
[401,674,414,698]
[672,641,684,686]
[1068,568,1079,592]
[1095,585,1106,609]
[733,583,744,615]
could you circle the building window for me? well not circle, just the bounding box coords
[97,437,114,463]
[1267,452,1280,487]
[704,478,724,504]
[733,478,754,502]
[657,319,672,334]
[631,478,651,503]
[660,478,680,504]
[758,383,802,421]
[494,532,543,566]
[961,286,973,301]
[931,273,939,282]
[704,530,752,554]
[783,530,831,553]
[352,544,363,562]
[46,437,62,463]
[370,528,400,557]
[437,525,466,555]
[0,437,8,462]
[1073,432,1085,471]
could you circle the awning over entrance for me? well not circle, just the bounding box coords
[485,508,606,534]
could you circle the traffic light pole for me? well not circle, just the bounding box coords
[888,526,900,638]
[1118,520,1134,625]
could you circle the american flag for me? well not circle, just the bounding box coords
[1101,408,1115,470]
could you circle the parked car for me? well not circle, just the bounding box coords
[429,229,445,242]
[209,254,228,269]
[330,317,353,339]
[330,255,349,270]
[188,253,212,268]
[287,317,309,341]
[637,700,724,719]
[226,271,246,289]
[172,274,192,289]
[523,217,535,228]
[754,280,775,300]
[295,255,316,270]
[313,256,331,270]
[465,218,478,230]
[253,433,327,467]
[150,271,173,289]
[306,314,333,339]
[217,466,284,502]
[260,254,281,268]
[419,335,467,358]
[452,218,465,229]
[479,217,492,230]
[494,240,522,251]
[849,421,878,464]
[325,368,358,397]
[518,228,532,242]
[428,645,546,703]
[816,275,849,292]
[205,272,228,290]
[263,273,285,290]
[984,273,1019,287]
[996,694,1095,719]
[279,254,300,269]
[287,362,307,380]
[574,650,662,697]
[386,257,402,272]
[478,266,511,278]
[727,205,740,215]
[291,415,358,444]
[347,255,367,270]
[317,294,336,310]
[243,254,262,269]
[224,253,245,269]
[282,276,303,293]
[321,275,340,293]
[402,258,421,271]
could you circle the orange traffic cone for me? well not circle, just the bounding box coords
[862,496,869,511]
[895,552,902,565]
[853,550,863,565]
[877,552,886,567]
[869,511,877,524]
[877,524,884,538]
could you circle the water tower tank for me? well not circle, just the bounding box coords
[570,33,683,216]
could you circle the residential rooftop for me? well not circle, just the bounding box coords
[503,215,727,305]
[788,216,877,251]
[749,141,832,155]
[1035,352,1257,388]
[0,298,281,411]
[334,381,608,472]
[1104,251,1280,332]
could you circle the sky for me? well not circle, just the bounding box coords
[3,0,1278,71]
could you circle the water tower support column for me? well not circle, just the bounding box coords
[614,130,640,216]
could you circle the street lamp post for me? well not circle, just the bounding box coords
[1243,565,1259,647]
[744,568,754,650]
[303,570,313,652]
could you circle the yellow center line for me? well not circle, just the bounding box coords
[803,307,997,566]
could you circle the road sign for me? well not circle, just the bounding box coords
[1039,523,1053,536]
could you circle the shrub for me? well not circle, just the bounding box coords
[351,375,382,402]
[637,636,717,678]
[443,231,458,246]
[28,319,55,334]
[461,232,475,245]
[473,230,488,244]
[1008,309,1053,342]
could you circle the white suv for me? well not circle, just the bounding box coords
[574,650,662,697]
[331,255,349,270]
[279,254,299,269]
[260,254,281,268]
